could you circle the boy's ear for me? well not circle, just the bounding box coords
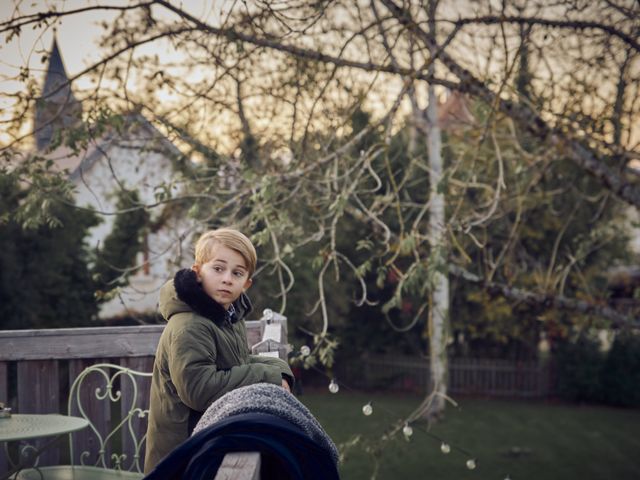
[243,277,253,291]
[191,264,201,281]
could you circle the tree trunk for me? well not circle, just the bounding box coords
[425,81,449,420]
[424,0,449,420]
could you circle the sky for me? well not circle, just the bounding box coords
[0,1,123,143]
[0,0,229,145]
[0,1,225,81]
[1,1,118,98]
[1,1,638,153]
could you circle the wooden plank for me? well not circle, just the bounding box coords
[119,356,154,472]
[0,362,7,404]
[68,359,112,468]
[16,360,60,466]
[0,361,8,475]
[245,321,262,349]
[214,452,261,480]
[16,360,60,414]
[0,326,164,361]
[0,323,264,361]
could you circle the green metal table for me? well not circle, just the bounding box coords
[1,414,89,479]
[0,414,88,442]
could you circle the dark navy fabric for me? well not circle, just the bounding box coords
[143,412,340,480]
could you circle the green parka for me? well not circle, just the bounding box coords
[144,269,294,473]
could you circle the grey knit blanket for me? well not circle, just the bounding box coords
[193,383,339,465]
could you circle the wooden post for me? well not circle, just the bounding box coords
[17,360,61,466]
[251,311,289,360]
[214,452,261,480]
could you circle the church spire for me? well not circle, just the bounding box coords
[34,37,82,150]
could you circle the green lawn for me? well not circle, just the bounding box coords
[300,391,640,480]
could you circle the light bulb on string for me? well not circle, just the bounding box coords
[504,475,511,480]
[300,351,482,474]
[300,345,311,357]
[328,379,339,394]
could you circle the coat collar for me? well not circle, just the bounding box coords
[173,268,252,324]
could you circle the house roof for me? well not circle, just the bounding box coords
[30,41,184,177]
[68,113,184,180]
[37,112,184,180]
[438,91,475,130]
[34,38,82,151]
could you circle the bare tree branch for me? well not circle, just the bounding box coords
[451,15,640,54]
[450,265,639,328]
[380,0,640,209]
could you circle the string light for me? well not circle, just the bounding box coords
[302,361,480,474]
[402,422,413,438]
[328,379,339,393]
[504,475,511,480]
[300,345,311,357]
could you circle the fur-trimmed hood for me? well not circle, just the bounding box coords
[158,268,253,324]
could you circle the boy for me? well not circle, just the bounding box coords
[144,228,294,473]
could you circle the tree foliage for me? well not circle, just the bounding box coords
[600,332,640,406]
[0,169,99,329]
[555,331,640,407]
[1,1,639,352]
[93,188,149,301]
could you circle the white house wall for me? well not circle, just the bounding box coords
[71,127,195,318]
[99,217,194,318]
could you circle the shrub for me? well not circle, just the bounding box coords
[554,335,604,403]
[600,333,640,407]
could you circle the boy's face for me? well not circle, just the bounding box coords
[192,245,252,310]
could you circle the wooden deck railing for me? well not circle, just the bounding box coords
[0,315,284,476]
[1,318,555,477]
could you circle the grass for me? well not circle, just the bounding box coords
[299,391,640,480]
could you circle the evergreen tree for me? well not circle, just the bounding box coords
[0,172,99,329]
[92,189,149,300]
[600,332,640,407]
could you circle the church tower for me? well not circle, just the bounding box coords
[33,38,83,150]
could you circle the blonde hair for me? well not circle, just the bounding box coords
[194,228,257,276]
